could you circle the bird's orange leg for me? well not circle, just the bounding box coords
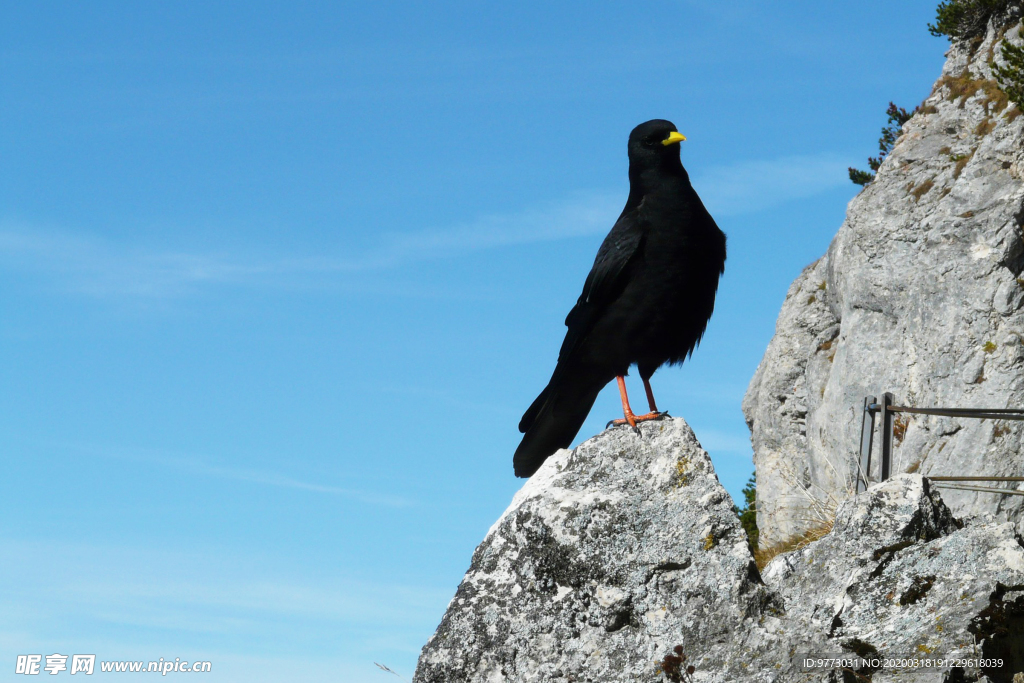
[643,376,659,414]
[609,376,666,430]
[614,376,638,429]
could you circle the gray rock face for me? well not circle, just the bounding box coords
[762,474,1024,683]
[744,16,1024,547]
[414,419,774,683]
[414,419,1024,682]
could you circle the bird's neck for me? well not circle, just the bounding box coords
[626,159,690,208]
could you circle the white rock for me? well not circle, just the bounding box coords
[744,14,1024,546]
[414,420,1024,682]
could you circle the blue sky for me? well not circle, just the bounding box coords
[1,2,948,681]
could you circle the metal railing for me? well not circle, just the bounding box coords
[857,392,1024,494]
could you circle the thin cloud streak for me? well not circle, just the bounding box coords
[692,153,851,217]
[0,153,848,297]
[0,228,266,296]
[55,442,413,507]
[139,450,413,507]
[0,538,449,631]
[0,192,620,298]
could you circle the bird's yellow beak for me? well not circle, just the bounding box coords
[661,131,686,146]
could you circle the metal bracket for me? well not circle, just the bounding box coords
[857,396,877,493]
[879,392,894,482]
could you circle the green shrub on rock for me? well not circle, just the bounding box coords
[929,0,1019,42]
[994,26,1024,109]
[849,103,915,186]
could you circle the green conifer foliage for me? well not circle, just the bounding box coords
[994,27,1024,108]
[732,474,758,550]
[929,0,1017,42]
[849,103,914,186]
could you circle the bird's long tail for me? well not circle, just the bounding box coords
[513,367,607,478]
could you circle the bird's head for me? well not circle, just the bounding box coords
[627,119,686,170]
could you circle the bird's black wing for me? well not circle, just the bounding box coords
[558,205,646,362]
[513,206,646,473]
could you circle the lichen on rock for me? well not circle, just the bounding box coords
[414,420,1024,682]
[414,418,772,683]
[411,419,1024,679]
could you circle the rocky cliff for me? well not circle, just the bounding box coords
[413,419,1024,682]
[743,14,1024,547]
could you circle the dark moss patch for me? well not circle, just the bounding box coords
[605,603,637,632]
[841,638,881,682]
[968,583,1024,682]
[870,539,918,578]
[519,521,606,592]
[899,575,937,605]
[651,559,692,574]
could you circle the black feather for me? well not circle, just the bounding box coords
[514,119,726,477]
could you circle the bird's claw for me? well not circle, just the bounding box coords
[609,412,666,426]
[609,411,667,434]
[606,419,642,435]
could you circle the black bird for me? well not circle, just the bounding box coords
[513,119,726,478]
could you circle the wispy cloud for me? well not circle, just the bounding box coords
[692,153,851,217]
[0,534,448,681]
[56,441,413,507]
[0,537,448,637]
[0,154,848,298]
[343,191,621,267]
[200,462,413,507]
[0,228,266,297]
[0,192,620,299]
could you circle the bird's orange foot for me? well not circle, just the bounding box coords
[606,411,668,430]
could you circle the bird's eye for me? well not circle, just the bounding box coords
[641,137,655,148]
